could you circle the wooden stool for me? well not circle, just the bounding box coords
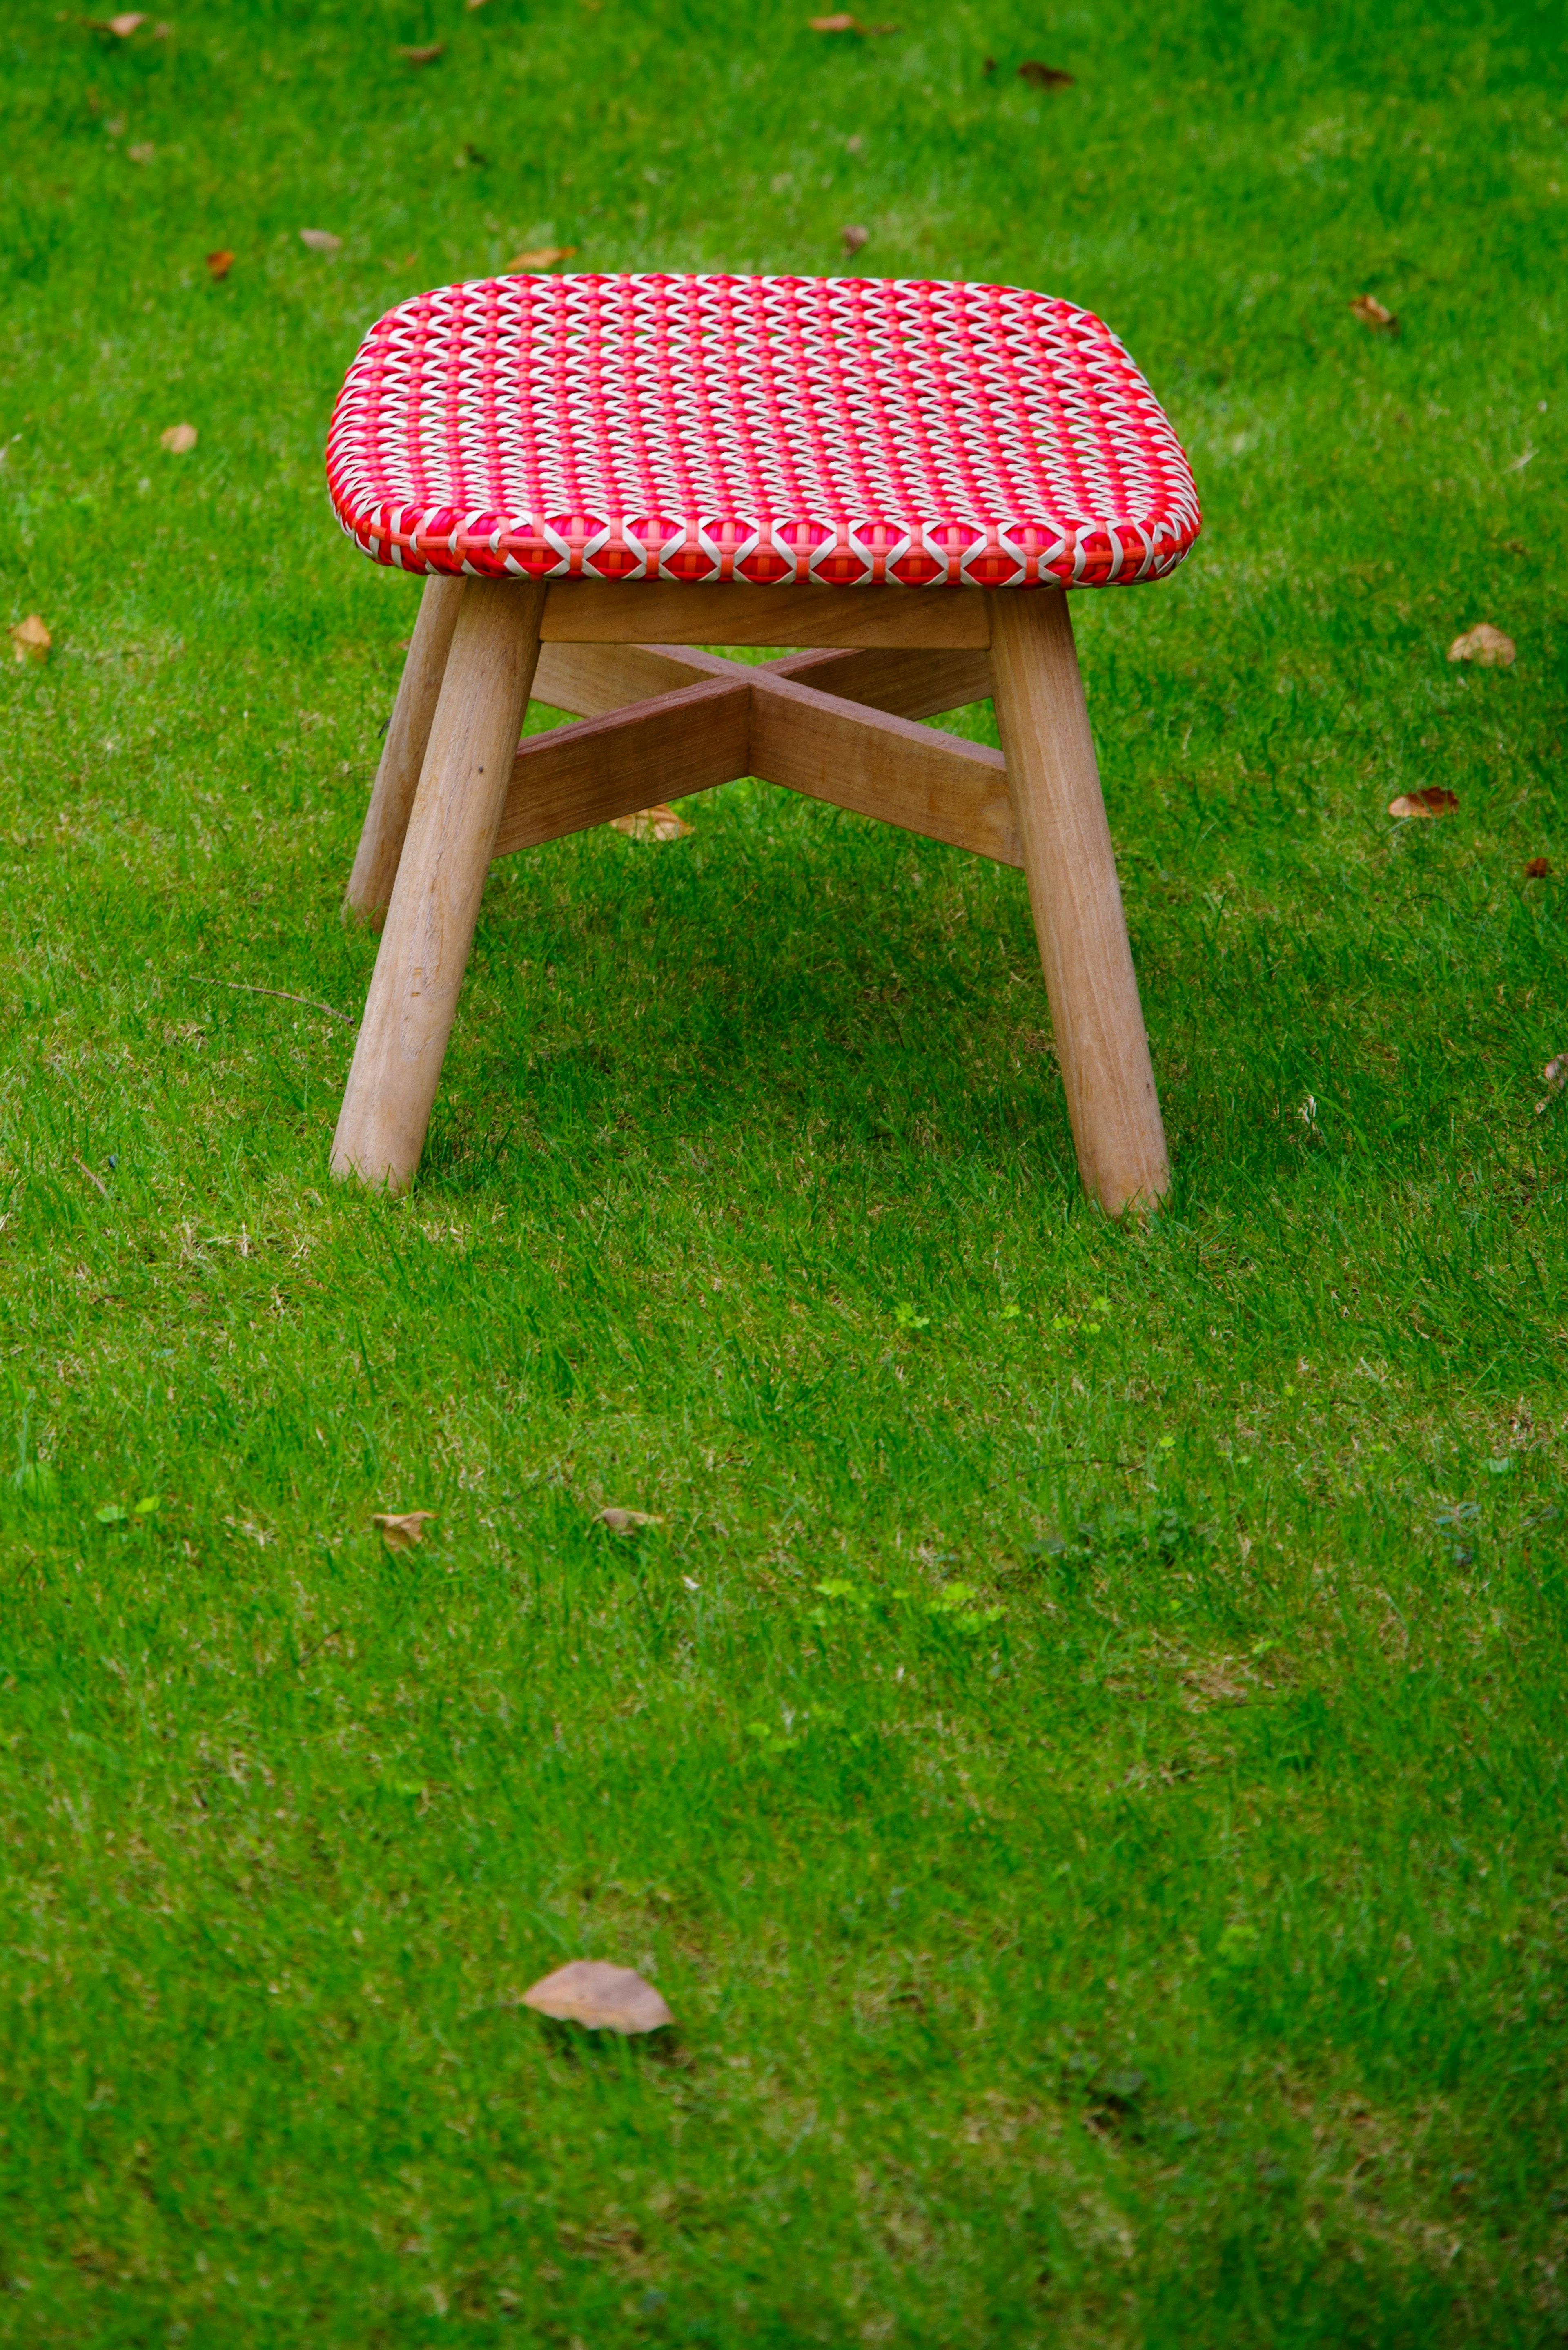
[324,273,1201,1214]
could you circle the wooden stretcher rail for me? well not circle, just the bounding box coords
[492,667,1020,870]
[538,577,997,649]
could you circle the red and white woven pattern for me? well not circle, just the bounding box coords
[327,274,1200,591]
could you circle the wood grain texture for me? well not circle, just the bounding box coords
[763,644,993,719]
[986,589,1168,1216]
[540,578,993,649]
[532,639,993,723]
[331,578,547,1192]
[492,666,1018,868]
[492,677,750,857]
[531,639,703,718]
[343,573,465,927]
[747,673,1021,867]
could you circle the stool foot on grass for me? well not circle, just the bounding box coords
[987,588,1169,1218]
[331,577,546,1192]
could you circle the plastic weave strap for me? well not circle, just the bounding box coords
[325,273,1201,590]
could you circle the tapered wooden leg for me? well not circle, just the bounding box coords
[343,573,466,928]
[331,578,547,1192]
[987,589,1169,1216]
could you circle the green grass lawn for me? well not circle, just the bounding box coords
[2,0,1567,2341]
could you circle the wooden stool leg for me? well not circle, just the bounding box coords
[986,589,1169,1216]
[331,577,547,1192]
[343,573,466,928]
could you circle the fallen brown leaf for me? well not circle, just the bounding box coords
[1350,292,1398,333]
[1524,856,1551,879]
[160,421,198,453]
[1448,622,1515,666]
[597,1506,664,1532]
[808,11,897,27]
[610,804,692,841]
[506,245,577,271]
[106,11,147,31]
[299,227,342,254]
[1018,58,1074,87]
[9,615,51,664]
[1537,1054,1568,1116]
[1388,787,1458,820]
[205,248,234,281]
[373,1509,437,1550]
[841,223,869,256]
[521,1960,673,2035]
[398,40,444,63]
[126,141,155,164]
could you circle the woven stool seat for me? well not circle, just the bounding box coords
[327,272,1200,593]
[326,272,1200,1215]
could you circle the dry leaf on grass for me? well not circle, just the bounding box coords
[398,40,445,63]
[1388,787,1457,820]
[597,1506,664,1532]
[841,223,869,255]
[1537,1055,1568,1116]
[1350,293,1398,332]
[127,141,155,164]
[1018,58,1074,86]
[521,1960,673,2034]
[1448,622,1515,666]
[160,422,198,453]
[205,248,234,280]
[9,615,51,664]
[103,11,147,31]
[299,227,342,254]
[610,804,692,841]
[507,245,577,270]
[808,11,898,28]
[373,1509,437,1550]
[1524,857,1551,879]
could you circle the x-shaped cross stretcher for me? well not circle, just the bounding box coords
[334,577,1168,1214]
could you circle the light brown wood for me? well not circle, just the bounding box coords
[493,677,750,858]
[763,644,993,720]
[748,673,1021,867]
[331,578,547,1192]
[986,590,1168,1216]
[531,639,704,719]
[334,577,1168,1206]
[343,573,465,927]
[539,578,992,650]
[491,669,1019,869]
[532,638,993,724]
